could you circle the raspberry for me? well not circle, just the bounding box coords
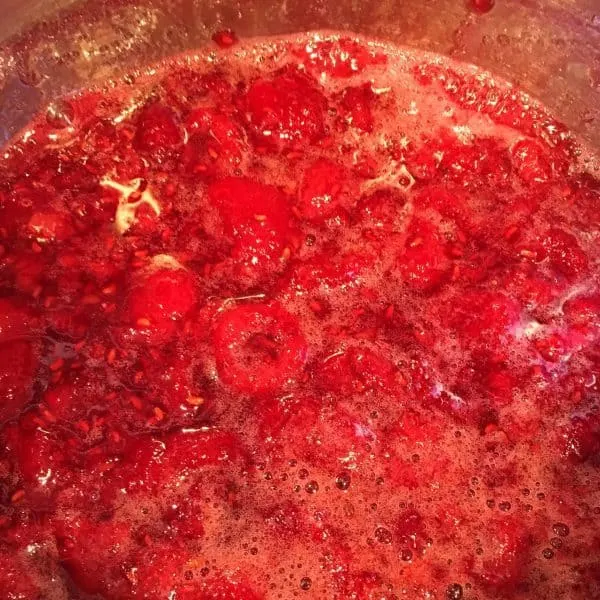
[298,159,351,222]
[183,110,246,176]
[0,553,42,600]
[208,177,291,276]
[213,303,308,394]
[317,345,398,395]
[559,415,600,464]
[448,291,520,345]
[129,546,192,599]
[511,139,552,185]
[26,211,73,243]
[126,267,197,342]
[186,576,263,600]
[0,341,35,422]
[162,496,205,539]
[179,574,263,600]
[16,425,72,502]
[395,509,429,556]
[133,103,182,152]
[563,294,600,333]
[542,228,589,279]
[397,218,451,292]
[356,188,406,232]
[124,429,244,494]
[243,70,327,151]
[338,84,376,132]
[283,252,373,295]
[260,395,372,468]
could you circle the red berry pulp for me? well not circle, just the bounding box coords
[0,32,599,600]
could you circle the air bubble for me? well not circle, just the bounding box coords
[553,523,570,537]
[374,526,393,544]
[305,480,319,494]
[300,577,312,590]
[446,583,463,599]
[335,471,351,490]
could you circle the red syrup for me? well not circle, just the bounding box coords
[0,32,599,600]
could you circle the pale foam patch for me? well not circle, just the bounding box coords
[100,175,161,234]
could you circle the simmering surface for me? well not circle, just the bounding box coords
[0,33,599,600]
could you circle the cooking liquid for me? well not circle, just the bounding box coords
[0,32,599,600]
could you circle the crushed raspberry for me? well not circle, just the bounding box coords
[337,84,377,132]
[0,342,35,422]
[0,554,42,599]
[183,109,246,176]
[448,291,520,345]
[511,139,553,184]
[0,32,598,600]
[54,518,134,596]
[242,69,327,150]
[541,228,589,279]
[468,518,531,590]
[297,158,351,222]
[356,188,406,232]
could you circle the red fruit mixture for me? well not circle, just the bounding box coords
[0,33,599,600]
